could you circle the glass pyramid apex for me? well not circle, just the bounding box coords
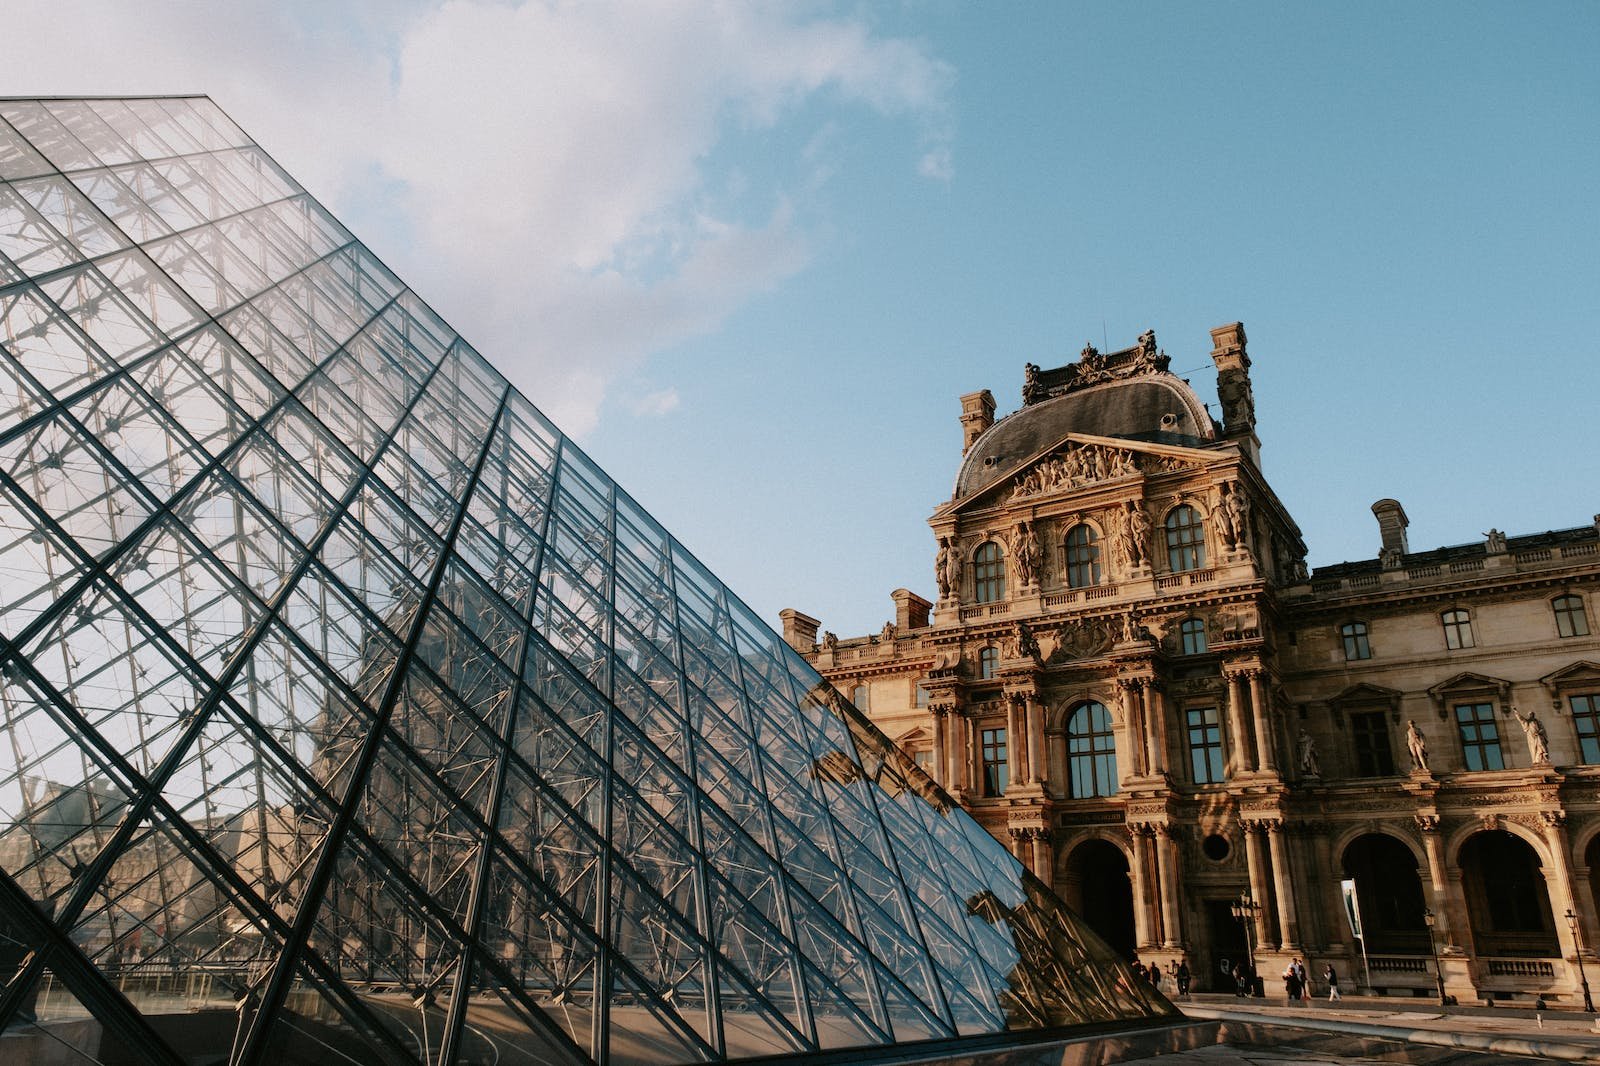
[0,95,1170,1064]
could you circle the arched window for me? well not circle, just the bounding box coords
[1064,523,1101,588]
[1067,701,1118,798]
[1341,621,1372,660]
[1554,594,1590,638]
[1164,505,1207,572]
[850,684,869,712]
[1441,609,1474,650]
[1179,617,1207,655]
[978,646,999,680]
[973,541,1005,603]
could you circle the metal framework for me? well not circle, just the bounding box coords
[0,95,1170,1064]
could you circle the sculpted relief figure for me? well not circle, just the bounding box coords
[942,538,962,602]
[1009,520,1040,587]
[1013,443,1144,500]
[1116,501,1153,571]
[1215,481,1250,551]
[1516,707,1550,764]
[935,538,953,600]
[1406,719,1430,773]
[1484,528,1507,554]
[1007,620,1040,661]
[821,631,838,652]
[1022,362,1044,405]
[879,621,898,645]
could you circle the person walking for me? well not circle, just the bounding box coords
[1324,963,1341,1001]
[1174,959,1191,998]
[1282,962,1302,1002]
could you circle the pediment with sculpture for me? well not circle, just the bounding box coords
[1009,439,1200,502]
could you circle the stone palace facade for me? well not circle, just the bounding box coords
[782,324,1600,1002]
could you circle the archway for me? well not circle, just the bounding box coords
[1459,830,1559,958]
[1341,833,1429,953]
[1059,839,1135,960]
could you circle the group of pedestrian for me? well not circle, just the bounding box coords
[1283,958,1343,1003]
[1130,958,1192,998]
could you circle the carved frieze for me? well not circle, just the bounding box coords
[1009,441,1193,502]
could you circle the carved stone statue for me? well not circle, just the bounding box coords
[1006,620,1039,661]
[1138,329,1157,358]
[821,631,838,652]
[1217,482,1249,551]
[1406,719,1430,773]
[1009,520,1040,588]
[942,538,962,602]
[1022,362,1044,405]
[1297,729,1321,777]
[1516,707,1550,764]
[1380,546,1403,571]
[1484,528,1507,554]
[1120,501,1153,570]
[935,539,952,600]
[879,621,897,645]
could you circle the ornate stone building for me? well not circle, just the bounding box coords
[782,323,1600,1003]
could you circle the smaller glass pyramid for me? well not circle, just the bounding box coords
[0,96,1171,1064]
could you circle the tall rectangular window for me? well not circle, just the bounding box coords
[1340,621,1371,661]
[1455,702,1504,771]
[914,683,930,708]
[1350,710,1395,776]
[1186,706,1225,784]
[981,727,1008,797]
[1572,694,1600,764]
[913,748,933,774]
[1442,609,1475,650]
[1555,595,1590,638]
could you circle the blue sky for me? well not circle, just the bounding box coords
[8,1,1598,639]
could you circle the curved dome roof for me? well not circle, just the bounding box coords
[954,372,1218,500]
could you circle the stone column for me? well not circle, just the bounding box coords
[930,709,946,789]
[1006,696,1026,793]
[1121,679,1146,777]
[1155,825,1183,948]
[1266,821,1300,950]
[1145,682,1168,775]
[1248,669,1275,771]
[1027,695,1046,784]
[1544,813,1586,964]
[1243,822,1273,948]
[1030,832,1056,889]
[1226,671,1254,773]
[1129,827,1155,949]
[967,716,981,795]
[1416,816,1459,950]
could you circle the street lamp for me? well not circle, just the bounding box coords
[1565,909,1596,1013]
[1422,908,1446,1006]
[1230,891,1262,997]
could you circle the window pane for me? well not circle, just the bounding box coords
[974,541,1005,603]
[1186,706,1224,784]
[1572,695,1600,764]
[1351,710,1394,776]
[1066,702,1117,798]
[1341,622,1371,661]
[1164,506,1206,573]
[1065,524,1101,588]
[982,727,1008,796]
[1555,595,1589,638]
[1455,702,1502,770]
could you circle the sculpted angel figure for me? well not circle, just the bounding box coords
[1516,707,1550,764]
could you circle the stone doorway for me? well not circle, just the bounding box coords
[1059,838,1135,961]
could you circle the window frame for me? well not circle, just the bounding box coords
[1179,617,1208,656]
[1441,608,1475,650]
[1340,621,1372,661]
[1454,701,1504,771]
[1164,504,1207,573]
[1572,693,1600,764]
[981,726,1009,797]
[973,541,1006,604]
[1066,700,1118,798]
[1064,523,1102,589]
[978,645,999,680]
[1554,594,1590,639]
[1186,705,1226,784]
[850,683,870,712]
[1349,708,1395,776]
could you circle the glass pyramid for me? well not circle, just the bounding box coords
[0,96,1170,1065]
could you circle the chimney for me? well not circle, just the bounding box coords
[959,390,995,455]
[1371,499,1410,556]
[779,609,820,653]
[891,588,932,631]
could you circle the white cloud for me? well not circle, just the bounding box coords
[626,388,681,418]
[1,1,951,438]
